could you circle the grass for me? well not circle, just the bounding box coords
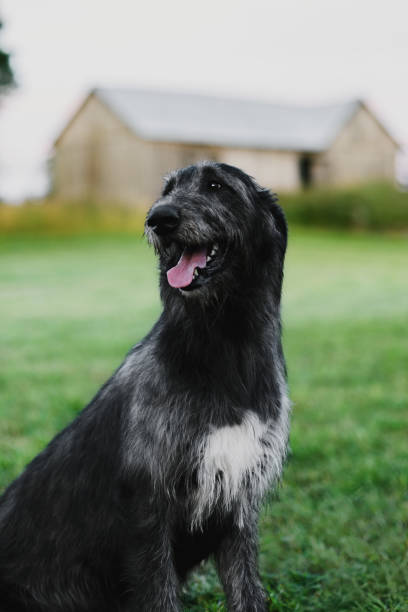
[283,182,408,231]
[1,229,407,611]
[1,182,408,237]
[0,199,147,235]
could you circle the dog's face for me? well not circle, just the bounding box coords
[145,162,287,303]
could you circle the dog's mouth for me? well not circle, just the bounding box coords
[166,243,221,292]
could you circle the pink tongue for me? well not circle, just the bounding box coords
[167,248,207,288]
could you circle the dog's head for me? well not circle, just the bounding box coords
[145,162,287,304]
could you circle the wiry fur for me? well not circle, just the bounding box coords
[0,162,290,611]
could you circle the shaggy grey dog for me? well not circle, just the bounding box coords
[0,162,290,612]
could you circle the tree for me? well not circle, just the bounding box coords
[0,19,15,94]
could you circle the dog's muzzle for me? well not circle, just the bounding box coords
[146,203,222,292]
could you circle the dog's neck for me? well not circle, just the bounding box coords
[152,283,283,411]
[164,281,279,336]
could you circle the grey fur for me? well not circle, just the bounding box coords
[123,161,291,609]
[0,162,289,612]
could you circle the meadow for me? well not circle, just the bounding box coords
[0,228,407,611]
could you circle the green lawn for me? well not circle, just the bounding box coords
[1,230,407,611]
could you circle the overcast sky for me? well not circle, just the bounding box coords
[0,0,407,201]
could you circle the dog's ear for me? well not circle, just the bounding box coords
[256,187,288,255]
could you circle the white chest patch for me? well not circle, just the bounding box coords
[192,407,289,528]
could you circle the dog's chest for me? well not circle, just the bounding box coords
[200,414,268,491]
[192,410,288,527]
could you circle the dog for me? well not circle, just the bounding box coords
[0,162,290,612]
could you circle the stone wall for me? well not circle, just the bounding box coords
[217,147,300,191]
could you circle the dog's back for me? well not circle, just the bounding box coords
[0,162,289,612]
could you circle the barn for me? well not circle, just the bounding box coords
[52,88,398,205]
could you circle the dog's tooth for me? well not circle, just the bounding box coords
[210,248,215,257]
[193,268,199,278]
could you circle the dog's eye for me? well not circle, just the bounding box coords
[208,182,222,191]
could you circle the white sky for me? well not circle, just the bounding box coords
[0,0,408,201]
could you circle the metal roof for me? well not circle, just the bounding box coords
[93,87,361,152]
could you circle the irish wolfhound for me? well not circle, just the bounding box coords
[0,162,290,612]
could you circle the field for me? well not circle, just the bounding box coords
[0,229,407,611]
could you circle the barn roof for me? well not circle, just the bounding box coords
[92,88,363,153]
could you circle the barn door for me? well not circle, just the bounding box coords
[299,155,312,188]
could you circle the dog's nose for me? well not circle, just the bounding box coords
[146,205,180,236]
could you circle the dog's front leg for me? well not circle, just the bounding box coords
[215,515,268,612]
[122,523,181,612]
